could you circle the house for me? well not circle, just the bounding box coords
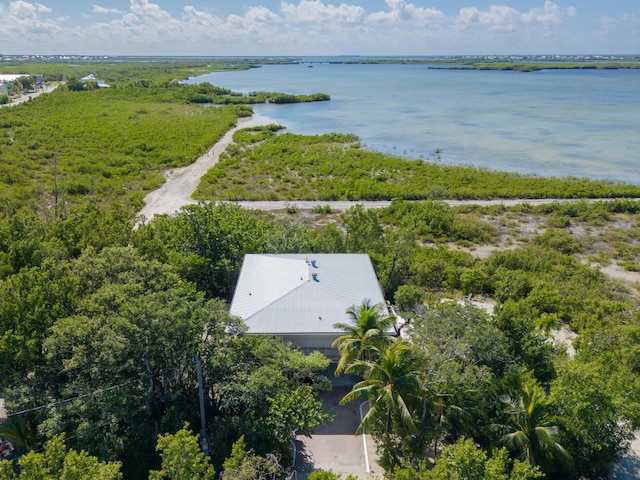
[80,73,110,88]
[0,74,27,96]
[229,254,389,358]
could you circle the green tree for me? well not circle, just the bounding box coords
[266,385,332,444]
[307,471,358,480]
[550,361,634,479]
[12,246,241,476]
[64,77,85,92]
[332,300,396,375]
[0,434,122,480]
[0,416,38,455]
[17,76,34,92]
[341,205,383,253]
[204,337,331,465]
[340,341,424,468]
[218,435,283,480]
[393,284,426,319]
[408,301,507,451]
[390,438,544,480]
[148,425,215,480]
[498,381,570,473]
[134,203,270,299]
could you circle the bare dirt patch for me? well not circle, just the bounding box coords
[550,326,577,358]
[599,263,640,285]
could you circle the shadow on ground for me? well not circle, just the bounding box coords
[610,451,640,479]
[294,366,382,479]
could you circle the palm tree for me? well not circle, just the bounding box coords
[340,341,424,438]
[499,381,571,472]
[332,299,395,375]
[0,416,37,453]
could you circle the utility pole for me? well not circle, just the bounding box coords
[195,355,210,455]
[53,155,58,217]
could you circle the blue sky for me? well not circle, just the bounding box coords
[1,1,638,56]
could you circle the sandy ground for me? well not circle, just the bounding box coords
[550,326,577,358]
[599,263,640,291]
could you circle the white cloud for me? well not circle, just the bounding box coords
[598,12,640,40]
[1,1,62,41]
[241,5,281,24]
[8,0,42,17]
[0,0,627,56]
[281,0,364,23]
[121,13,139,26]
[182,5,222,27]
[599,16,616,32]
[93,5,123,15]
[129,0,171,22]
[366,0,445,25]
[456,1,573,33]
[35,2,51,13]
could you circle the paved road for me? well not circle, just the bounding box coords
[1,83,60,107]
[231,197,640,212]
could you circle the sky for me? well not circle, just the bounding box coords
[0,0,638,56]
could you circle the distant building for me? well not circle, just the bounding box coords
[80,73,110,88]
[0,74,27,83]
[229,254,389,359]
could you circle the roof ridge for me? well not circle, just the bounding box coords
[245,281,310,320]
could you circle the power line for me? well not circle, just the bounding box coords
[6,361,196,418]
[7,378,142,417]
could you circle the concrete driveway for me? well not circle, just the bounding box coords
[294,386,382,479]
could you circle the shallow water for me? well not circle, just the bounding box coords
[189,62,640,184]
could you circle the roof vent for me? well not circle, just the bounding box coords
[312,273,319,282]
[311,259,317,268]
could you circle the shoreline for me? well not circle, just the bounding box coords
[190,64,640,185]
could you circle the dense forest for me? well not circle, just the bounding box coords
[1,59,639,480]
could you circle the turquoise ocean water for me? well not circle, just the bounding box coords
[188,61,640,184]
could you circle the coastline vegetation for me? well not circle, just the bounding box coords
[196,126,640,201]
[461,62,640,72]
[0,57,300,84]
[1,59,640,480]
[336,56,640,72]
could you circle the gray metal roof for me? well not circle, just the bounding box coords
[229,254,388,334]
